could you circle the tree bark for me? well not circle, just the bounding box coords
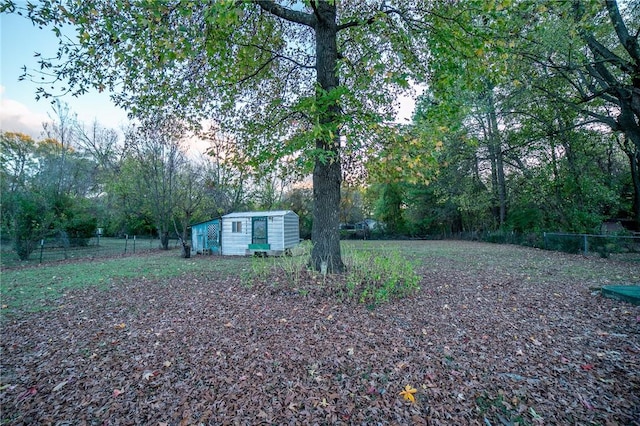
[629,148,640,229]
[484,86,506,228]
[310,2,344,273]
[160,230,169,250]
[619,134,640,230]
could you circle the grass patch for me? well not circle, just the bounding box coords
[342,246,420,306]
[242,242,420,306]
[0,251,247,313]
[2,240,638,315]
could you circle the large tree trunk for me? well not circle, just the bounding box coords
[629,148,640,230]
[485,87,506,228]
[620,134,640,230]
[159,229,169,250]
[310,2,344,273]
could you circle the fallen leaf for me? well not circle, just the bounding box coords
[399,384,417,403]
[163,360,172,367]
[17,387,37,401]
[580,364,594,371]
[114,323,126,330]
[52,381,68,392]
[113,388,124,397]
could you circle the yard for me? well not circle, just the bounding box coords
[1,241,639,425]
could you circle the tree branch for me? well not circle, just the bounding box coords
[582,32,636,75]
[239,42,315,70]
[605,0,640,63]
[337,3,428,32]
[255,1,316,27]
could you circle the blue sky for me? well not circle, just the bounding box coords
[1,9,128,138]
[1,5,416,141]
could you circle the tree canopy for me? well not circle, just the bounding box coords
[6,0,437,271]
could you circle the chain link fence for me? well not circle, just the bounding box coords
[0,236,182,268]
[542,232,640,259]
[422,230,640,262]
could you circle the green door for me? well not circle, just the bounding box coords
[251,216,269,249]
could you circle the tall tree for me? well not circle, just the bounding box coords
[126,118,187,249]
[520,0,640,227]
[8,0,428,272]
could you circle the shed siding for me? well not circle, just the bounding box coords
[267,216,284,251]
[221,216,252,256]
[220,210,299,256]
[283,212,300,248]
[191,219,220,254]
[191,223,203,253]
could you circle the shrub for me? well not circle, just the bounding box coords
[342,247,420,306]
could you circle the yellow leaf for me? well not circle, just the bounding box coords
[399,384,417,403]
[114,323,126,330]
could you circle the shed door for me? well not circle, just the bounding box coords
[252,217,268,245]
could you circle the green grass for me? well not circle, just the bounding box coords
[0,251,248,313]
[0,237,169,268]
[2,240,638,315]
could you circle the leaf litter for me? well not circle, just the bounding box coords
[1,242,638,425]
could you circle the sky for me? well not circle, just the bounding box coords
[1,6,417,145]
[1,10,130,139]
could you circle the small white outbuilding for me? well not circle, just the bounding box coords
[220,210,299,256]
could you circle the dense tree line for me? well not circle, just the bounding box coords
[1,109,301,259]
[1,0,638,262]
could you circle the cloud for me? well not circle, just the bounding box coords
[0,86,50,138]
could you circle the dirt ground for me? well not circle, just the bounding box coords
[1,242,639,425]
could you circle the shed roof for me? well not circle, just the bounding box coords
[222,210,297,219]
[189,217,221,228]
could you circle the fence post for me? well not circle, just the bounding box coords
[543,232,547,250]
[40,239,44,263]
[133,235,136,254]
[583,234,588,255]
[124,234,128,254]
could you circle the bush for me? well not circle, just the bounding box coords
[241,244,420,307]
[342,247,420,306]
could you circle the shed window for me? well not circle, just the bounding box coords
[232,221,242,233]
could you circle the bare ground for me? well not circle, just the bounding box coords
[1,242,639,425]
